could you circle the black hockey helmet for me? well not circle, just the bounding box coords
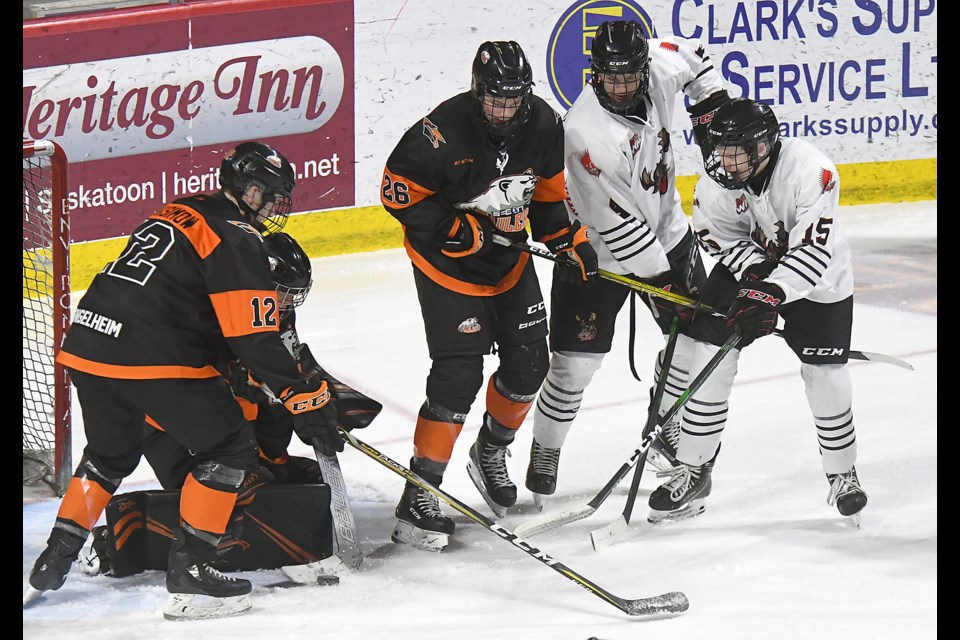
[219,141,296,234]
[263,232,312,313]
[590,20,650,115]
[703,98,781,190]
[470,41,534,143]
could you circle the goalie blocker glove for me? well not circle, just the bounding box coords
[542,220,599,285]
[725,280,784,346]
[440,211,497,258]
[281,375,344,455]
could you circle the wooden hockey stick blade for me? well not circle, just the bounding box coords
[590,515,630,551]
[340,429,689,617]
[315,448,363,571]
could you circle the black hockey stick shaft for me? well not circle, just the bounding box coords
[516,331,742,540]
[494,235,913,369]
[623,316,681,525]
[339,430,689,617]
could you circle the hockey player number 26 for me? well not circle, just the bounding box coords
[381,174,410,206]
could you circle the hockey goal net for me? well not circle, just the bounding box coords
[23,139,72,497]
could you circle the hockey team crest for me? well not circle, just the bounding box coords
[546,0,657,111]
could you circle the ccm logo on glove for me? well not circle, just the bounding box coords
[736,287,782,306]
[283,380,331,414]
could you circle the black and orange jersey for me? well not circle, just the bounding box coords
[380,91,572,296]
[56,192,303,394]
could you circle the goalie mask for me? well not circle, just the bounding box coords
[263,232,312,315]
[220,141,296,234]
[471,41,534,144]
[590,20,651,115]
[702,98,781,190]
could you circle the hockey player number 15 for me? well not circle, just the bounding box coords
[802,217,833,246]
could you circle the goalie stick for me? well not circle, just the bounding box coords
[314,446,363,571]
[339,429,689,617]
[492,235,914,370]
[514,332,742,539]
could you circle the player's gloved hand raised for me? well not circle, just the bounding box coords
[280,375,344,455]
[645,270,695,330]
[543,220,599,285]
[440,212,497,258]
[725,280,784,347]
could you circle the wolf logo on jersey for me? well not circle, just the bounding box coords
[455,171,538,232]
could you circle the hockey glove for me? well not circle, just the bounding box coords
[725,280,784,347]
[226,361,268,404]
[543,220,599,285]
[440,212,497,258]
[646,271,695,331]
[261,455,323,484]
[281,375,344,455]
[741,259,778,282]
[688,90,731,160]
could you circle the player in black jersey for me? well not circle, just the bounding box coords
[27,142,342,620]
[380,41,599,551]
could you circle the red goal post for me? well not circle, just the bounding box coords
[23,139,72,497]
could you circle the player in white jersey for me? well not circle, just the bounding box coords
[646,97,868,523]
[525,20,732,500]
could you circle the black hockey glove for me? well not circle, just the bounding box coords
[226,361,268,404]
[261,455,323,484]
[741,259,777,282]
[281,375,344,455]
[688,90,731,160]
[440,212,497,258]
[725,280,784,347]
[543,220,599,285]
[645,270,695,331]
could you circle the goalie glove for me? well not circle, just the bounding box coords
[542,220,599,285]
[280,375,344,455]
[440,212,497,258]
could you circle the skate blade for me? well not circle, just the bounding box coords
[391,519,449,552]
[647,498,706,524]
[531,492,545,512]
[23,587,43,608]
[465,459,509,519]
[162,593,252,621]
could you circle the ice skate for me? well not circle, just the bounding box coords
[646,416,680,473]
[525,439,561,509]
[466,431,516,518]
[392,481,454,552]
[647,462,712,523]
[163,528,252,621]
[28,528,86,594]
[827,465,868,526]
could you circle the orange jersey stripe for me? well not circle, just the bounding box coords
[180,473,237,535]
[145,415,165,431]
[57,477,114,531]
[209,289,281,338]
[403,235,529,296]
[486,376,534,430]
[236,396,259,421]
[381,168,437,210]
[149,204,221,259]
[56,350,221,380]
[532,170,566,203]
[413,416,464,463]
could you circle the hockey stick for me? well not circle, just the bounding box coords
[514,332,742,539]
[339,429,688,617]
[590,317,681,551]
[314,445,363,571]
[492,235,914,370]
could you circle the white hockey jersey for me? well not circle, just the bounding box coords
[563,37,726,278]
[692,137,854,305]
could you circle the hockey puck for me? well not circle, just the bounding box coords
[316,574,340,587]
